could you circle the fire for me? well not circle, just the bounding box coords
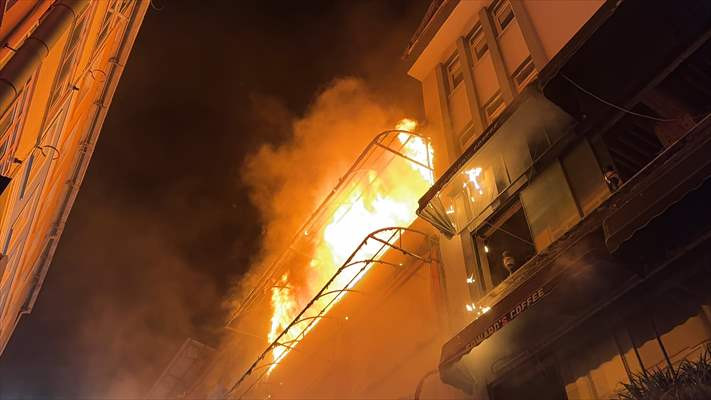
[265,119,433,372]
[268,274,298,364]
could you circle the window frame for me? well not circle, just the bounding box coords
[512,56,537,92]
[483,91,506,123]
[491,0,515,35]
[467,24,489,64]
[445,52,464,93]
[471,197,537,294]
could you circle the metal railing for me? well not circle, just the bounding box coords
[227,226,434,399]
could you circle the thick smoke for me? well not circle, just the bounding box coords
[228,78,414,311]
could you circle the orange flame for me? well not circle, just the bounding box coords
[266,119,433,372]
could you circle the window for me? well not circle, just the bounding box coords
[468,24,488,62]
[520,161,581,250]
[19,154,34,199]
[48,4,92,109]
[512,56,537,92]
[483,91,506,122]
[561,140,610,216]
[492,0,515,34]
[475,200,536,289]
[447,53,464,93]
[446,53,464,92]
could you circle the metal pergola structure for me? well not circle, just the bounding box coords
[226,129,434,326]
[227,226,435,399]
[220,129,436,398]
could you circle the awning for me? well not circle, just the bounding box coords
[438,212,609,373]
[438,215,711,393]
[417,88,574,237]
[603,116,711,254]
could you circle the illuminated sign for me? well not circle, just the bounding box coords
[463,287,546,352]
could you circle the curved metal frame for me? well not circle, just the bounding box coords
[227,226,434,399]
[226,130,433,327]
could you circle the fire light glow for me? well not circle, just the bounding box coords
[265,119,433,373]
[464,167,483,195]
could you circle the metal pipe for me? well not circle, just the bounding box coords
[0,0,89,117]
[0,1,54,65]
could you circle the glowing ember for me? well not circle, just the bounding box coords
[265,119,433,372]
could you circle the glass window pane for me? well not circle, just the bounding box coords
[447,54,463,90]
[513,56,537,92]
[480,203,535,288]
[469,25,488,61]
[562,140,610,216]
[484,91,505,122]
[494,1,515,33]
[521,161,581,250]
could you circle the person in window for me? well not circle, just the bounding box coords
[502,250,517,276]
[603,165,621,191]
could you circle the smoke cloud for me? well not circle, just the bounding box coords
[229,78,411,307]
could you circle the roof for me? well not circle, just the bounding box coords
[402,0,460,72]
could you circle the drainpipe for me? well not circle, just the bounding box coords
[0,1,54,65]
[0,0,89,117]
[16,0,149,320]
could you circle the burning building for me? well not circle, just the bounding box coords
[180,120,469,399]
[157,0,711,399]
[406,0,711,398]
[0,0,147,355]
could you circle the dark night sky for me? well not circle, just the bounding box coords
[0,1,428,398]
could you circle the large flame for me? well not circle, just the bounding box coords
[266,119,433,372]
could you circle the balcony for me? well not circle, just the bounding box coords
[429,0,711,395]
[417,87,575,239]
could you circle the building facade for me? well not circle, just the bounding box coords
[407,0,711,398]
[0,0,147,354]
[152,1,711,398]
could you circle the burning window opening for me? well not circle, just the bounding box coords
[226,121,436,398]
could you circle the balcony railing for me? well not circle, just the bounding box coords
[417,88,575,237]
